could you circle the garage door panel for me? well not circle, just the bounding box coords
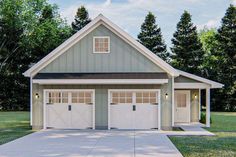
[71,104,93,129]
[135,104,158,129]
[109,90,159,130]
[47,104,70,128]
[110,104,134,129]
[45,90,94,129]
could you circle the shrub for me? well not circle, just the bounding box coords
[200,112,212,124]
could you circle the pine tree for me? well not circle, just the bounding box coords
[39,5,54,23]
[171,11,204,75]
[138,12,169,61]
[72,6,91,33]
[216,4,236,111]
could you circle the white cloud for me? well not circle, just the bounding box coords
[231,0,236,5]
[198,18,220,30]
[56,0,229,47]
[103,0,111,7]
[60,0,177,36]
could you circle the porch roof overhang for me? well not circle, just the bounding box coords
[32,73,169,85]
[175,70,224,89]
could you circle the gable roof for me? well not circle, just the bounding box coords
[177,69,224,88]
[23,14,179,77]
[23,14,223,89]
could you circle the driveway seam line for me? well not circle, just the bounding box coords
[134,130,136,157]
[86,134,103,157]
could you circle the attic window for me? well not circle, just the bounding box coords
[93,36,110,53]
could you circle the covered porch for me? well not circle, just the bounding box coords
[173,70,224,128]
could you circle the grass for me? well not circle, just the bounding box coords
[169,112,236,157]
[0,112,32,145]
[206,112,236,132]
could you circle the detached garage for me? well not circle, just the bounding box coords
[23,14,223,131]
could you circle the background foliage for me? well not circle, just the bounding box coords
[0,0,72,110]
[0,1,235,111]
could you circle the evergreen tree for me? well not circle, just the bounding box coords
[216,4,236,111]
[171,11,204,75]
[138,12,169,61]
[72,6,91,33]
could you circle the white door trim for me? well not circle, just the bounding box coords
[108,89,161,130]
[174,90,191,123]
[43,89,95,129]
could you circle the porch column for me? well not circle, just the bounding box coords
[206,88,211,127]
[199,89,201,120]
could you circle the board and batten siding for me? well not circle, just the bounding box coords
[174,75,201,83]
[40,24,165,73]
[32,84,174,130]
[190,89,200,122]
[160,78,173,130]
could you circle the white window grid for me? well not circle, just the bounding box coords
[71,91,93,104]
[93,36,110,53]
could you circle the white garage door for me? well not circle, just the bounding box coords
[45,90,95,129]
[109,90,160,130]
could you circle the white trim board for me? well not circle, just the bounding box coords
[174,83,211,89]
[171,76,174,126]
[23,14,179,77]
[177,70,223,88]
[30,77,33,125]
[33,79,168,85]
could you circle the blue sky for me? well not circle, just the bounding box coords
[49,0,234,49]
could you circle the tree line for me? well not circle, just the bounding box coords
[0,0,235,111]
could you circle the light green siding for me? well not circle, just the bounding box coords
[160,77,173,130]
[190,89,199,122]
[32,84,167,130]
[175,75,201,83]
[32,83,44,130]
[40,24,164,73]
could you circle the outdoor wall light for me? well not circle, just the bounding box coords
[194,94,198,99]
[35,93,39,99]
[165,93,168,99]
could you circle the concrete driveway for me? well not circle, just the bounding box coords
[0,130,182,157]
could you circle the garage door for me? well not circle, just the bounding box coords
[45,90,95,129]
[109,90,160,130]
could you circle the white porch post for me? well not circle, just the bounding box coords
[199,89,201,120]
[30,77,33,126]
[206,88,211,127]
[158,90,161,131]
[172,77,174,126]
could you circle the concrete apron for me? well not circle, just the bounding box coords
[0,130,183,157]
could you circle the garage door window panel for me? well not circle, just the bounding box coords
[72,92,92,104]
[135,91,157,104]
[111,92,132,104]
[47,92,69,104]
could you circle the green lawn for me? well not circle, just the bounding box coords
[0,112,32,145]
[169,112,236,157]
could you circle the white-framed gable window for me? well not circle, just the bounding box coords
[93,36,110,53]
